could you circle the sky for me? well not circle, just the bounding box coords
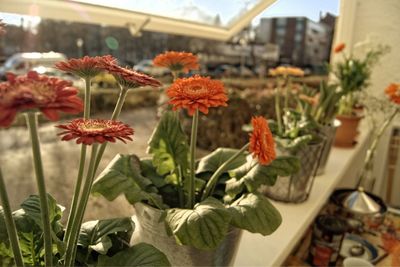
[1,0,340,27]
[255,0,339,23]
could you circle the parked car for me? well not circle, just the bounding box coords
[133,59,170,77]
[207,64,255,78]
[30,65,84,88]
[0,52,67,80]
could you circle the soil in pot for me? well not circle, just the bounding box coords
[334,115,362,148]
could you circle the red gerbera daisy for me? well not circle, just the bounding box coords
[153,51,199,73]
[56,118,134,145]
[334,43,345,53]
[98,59,161,89]
[0,71,83,127]
[249,116,276,165]
[385,83,400,104]
[55,55,116,79]
[166,75,228,115]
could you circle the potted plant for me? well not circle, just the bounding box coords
[258,66,324,203]
[330,43,388,147]
[297,81,341,175]
[0,23,170,266]
[91,53,300,266]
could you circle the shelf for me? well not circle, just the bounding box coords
[234,126,371,266]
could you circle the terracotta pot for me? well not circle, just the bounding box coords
[334,115,362,147]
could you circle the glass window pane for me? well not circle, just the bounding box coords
[72,0,263,27]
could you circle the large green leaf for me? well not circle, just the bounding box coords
[228,193,282,235]
[78,217,133,255]
[97,243,170,266]
[140,158,167,188]
[196,148,247,174]
[226,156,300,196]
[92,154,165,209]
[0,195,64,266]
[147,111,189,178]
[165,197,232,250]
[20,194,64,234]
[274,135,313,152]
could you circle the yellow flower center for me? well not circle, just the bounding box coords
[31,83,57,104]
[188,84,208,96]
[80,122,107,132]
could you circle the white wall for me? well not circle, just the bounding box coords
[332,0,400,204]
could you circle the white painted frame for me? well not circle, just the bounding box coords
[0,0,276,41]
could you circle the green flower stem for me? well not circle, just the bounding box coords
[275,87,283,135]
[62,145,86,246]
[177,166,184,207]
[284,77,290,111]
[0,168,24,267]
[84,77,91,119]
[171,71,179,81]
[358,109,399,187]
[314,89,338,124]
[187,109,199,209]
[201,143,249,201]
[63,77,92,247]
[64,144,99,267]
[93,86,129,174]
[25,112,52,267]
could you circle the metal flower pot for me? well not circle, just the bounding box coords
[261,141,324,203]
[317,120,341,175]
[130,202,242,266]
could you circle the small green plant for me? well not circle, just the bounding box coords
[331,43,389,116]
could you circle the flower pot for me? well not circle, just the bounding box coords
[261,141,324,203]
[334,115,362,147]
[130,202,242,266]
[317,120,341,175]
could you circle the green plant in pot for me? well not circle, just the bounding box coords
[330,42,389,147]
[91,56,300,266]
[256,66,324,203]
[296,81,342,175]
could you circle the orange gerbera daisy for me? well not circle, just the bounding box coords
[98,59,161,88]
[249,116,276,165]
[334,43,345,53]
[153,51,199,73]
[385,83,400,104]
[167,75,228,115]
[0,71,83,127]
[56,118,134,145]
[55,55,116,78]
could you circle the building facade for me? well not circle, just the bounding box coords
[256,14,335,68]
